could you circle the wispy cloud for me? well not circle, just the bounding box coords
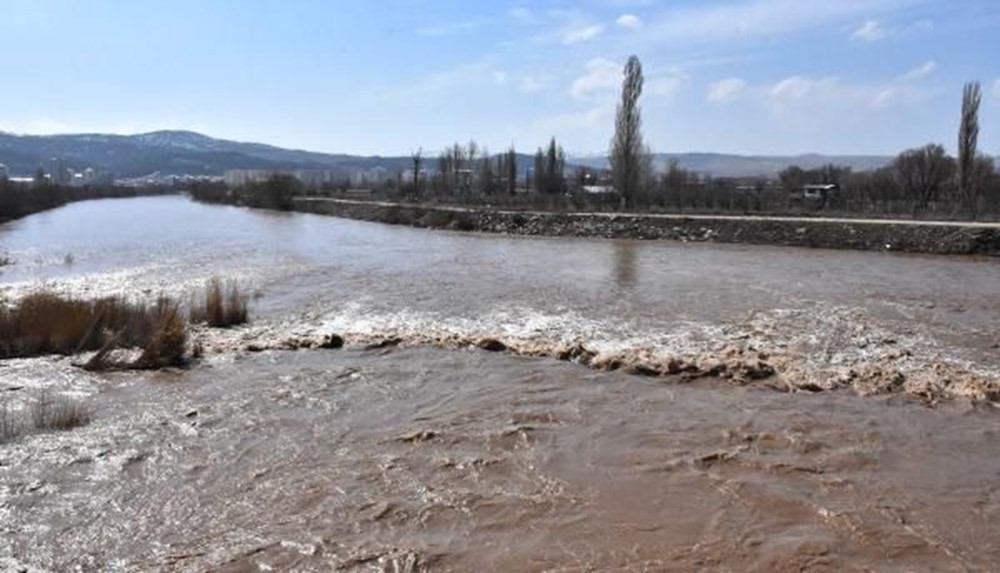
[770,76,839,100]
[850,17,935,42]
[707,78,747,103]
[765,74,938,110]
[850,19,888,41]
[519,74,554,94]
[570,58,621,100]
[898,60,936,81]
[647,70,690,100]
[562,24,605,45]
[377,61,497,102]
[637,0,915,46]
[533,105,613,133]
[616,14,643,29]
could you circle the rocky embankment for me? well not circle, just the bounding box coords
[294,198,1000,255]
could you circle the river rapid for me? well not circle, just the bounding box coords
[1,196,999,571]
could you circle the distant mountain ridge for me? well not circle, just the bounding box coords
[0,130,893,179]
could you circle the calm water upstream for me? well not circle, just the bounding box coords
[1,196,999,571]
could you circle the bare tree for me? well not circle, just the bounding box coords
[893,143,956,211]
[610,55,645,210]
[958,81,982,215]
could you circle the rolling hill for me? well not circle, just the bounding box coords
[0,130,894,180]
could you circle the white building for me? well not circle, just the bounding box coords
[350,167,390,187]
[224,169,272,187]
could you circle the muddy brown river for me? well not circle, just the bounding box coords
[2,196,999,571]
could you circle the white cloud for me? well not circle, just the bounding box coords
[562,24,605,45]
[493,71,508,85]
[570,58,621,100]
[898,60,936,81]
[707,78,747,103]
[616,14,643,29]
[850,19,888,41]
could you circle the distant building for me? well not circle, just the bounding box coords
[0,163,8,180]
[49,157,69,185]
[292,170,342,188]
[401,168,429,184]
[792,183,838,201]
[350,167,390,187]
[224,169,271,187]
[582,185,615,195]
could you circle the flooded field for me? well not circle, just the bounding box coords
[2,196,999,570]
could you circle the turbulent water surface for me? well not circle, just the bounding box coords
[1,196,999,571]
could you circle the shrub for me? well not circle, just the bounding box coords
[190,278,248,328]
[134,299,188,369]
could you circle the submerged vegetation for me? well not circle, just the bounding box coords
[190,277,248,328]
[1,391,93,443]
[30,390,93,432]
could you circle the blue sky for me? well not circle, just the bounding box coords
[1,0,998,157]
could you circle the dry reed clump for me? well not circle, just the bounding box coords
[30,390,92,432]
[134,299,188,369]
[189,278,248,328]
[1,400,22,443]
[0,292,191,370]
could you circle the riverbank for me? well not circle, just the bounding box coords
[293,197,1000,255]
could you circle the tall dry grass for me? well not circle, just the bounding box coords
[0,281,250,370]
[0,292,191,369]
[1,400,22,443]
[190,278,248,328]
[30,390,92,431]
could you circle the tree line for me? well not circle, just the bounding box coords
[0,177,170,224]
[198,56,997,220]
